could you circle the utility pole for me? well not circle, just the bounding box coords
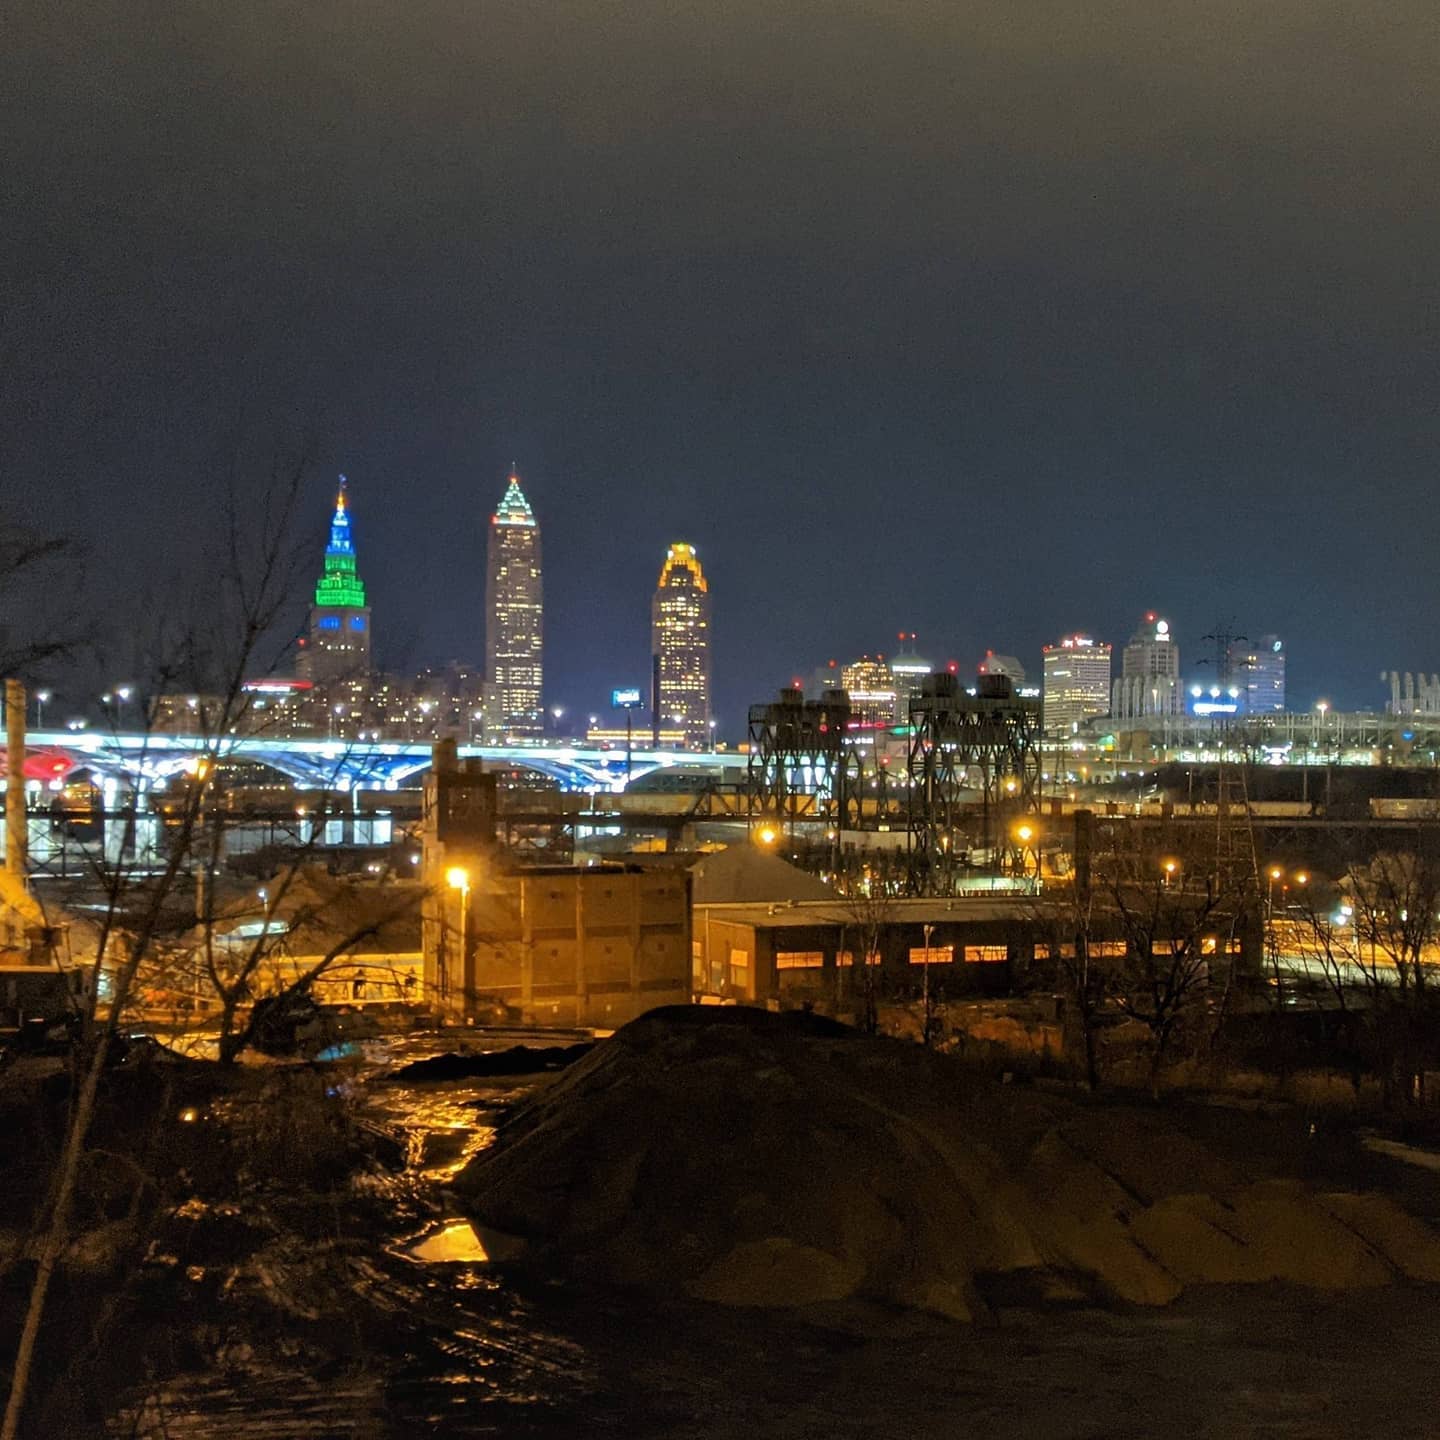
[5,679,27,885]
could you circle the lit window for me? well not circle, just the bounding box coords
[776,950,824,969]
[909,944,954,964]
[963,945,1008,964]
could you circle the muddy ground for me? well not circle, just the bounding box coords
[2,1032,1439,1438]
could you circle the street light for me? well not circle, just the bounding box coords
[33,690,51,729]
[921,922,936,1047]
[445,866,471,1010]
[1162,858,1177,887]
[757,826,777,846]
[1013,821,1038,886]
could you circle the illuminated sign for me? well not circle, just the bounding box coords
[1193,701,1239,716]
[611,687,644,708]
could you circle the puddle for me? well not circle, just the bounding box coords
[407,1219,490,1263]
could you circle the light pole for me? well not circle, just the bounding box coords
[921,921,935,1048]
[1015,821,1036,888]
[1163,858,1177,888]
[33,690,50,730]
[446,866,471,1016]
[1315,702,1332,810]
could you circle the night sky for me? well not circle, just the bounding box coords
[7,2,1440,728]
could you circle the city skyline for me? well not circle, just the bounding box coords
[11,5,1440,726]
[280,478,1347,737]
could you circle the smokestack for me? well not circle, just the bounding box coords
[5,679,26,883]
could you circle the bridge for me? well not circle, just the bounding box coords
[16,731,751,793]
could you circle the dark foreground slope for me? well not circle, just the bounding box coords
[455,1006,1440,1320]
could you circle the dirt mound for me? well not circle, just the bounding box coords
[453,1008,1440,1319]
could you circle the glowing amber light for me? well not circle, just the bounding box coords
[445,867,471,892]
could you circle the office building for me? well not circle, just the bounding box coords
[297,477,372,687]
[484,469,544,741]
[840,656,897,728]
[1111,614,1183,720]
[978,652,1026,683]
[651,542,712,748]
[889,635,932,725]
[1228,635,1286,712]
[1042,636,1112,735]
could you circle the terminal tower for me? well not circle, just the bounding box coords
[298,477,372,686]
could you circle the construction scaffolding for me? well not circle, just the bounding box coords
[906,673,1043,893]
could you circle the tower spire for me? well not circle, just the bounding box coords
[315,474,365,607]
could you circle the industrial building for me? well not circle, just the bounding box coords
[421,741,689,1027]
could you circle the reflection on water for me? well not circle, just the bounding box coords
[108,1034,598,1438]
[408,1218,490,1263]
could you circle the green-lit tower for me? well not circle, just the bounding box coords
[298,476,372,686]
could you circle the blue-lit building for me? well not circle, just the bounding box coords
[297,477,372,687]
[1186,634,1286,717]
[1229,634,1286,713]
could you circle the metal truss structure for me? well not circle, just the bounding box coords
[746,689,863,831]
[906,673,1043,893]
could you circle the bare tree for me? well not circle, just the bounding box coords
[0,460,335,1439]
[1027,875,1106,1090]
[1091,836,1247,1095]
[1292,841,1440,1107]
[830,863,895,1035]
[0,523,85,680]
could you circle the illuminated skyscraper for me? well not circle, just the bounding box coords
[1228,634,1286,712]
[1042,635,1112,735]
[651,543,711,748]
[484,469,543,740]
[840,656,898,728]
[298,477,372,686]
[1111,613,1182,719]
